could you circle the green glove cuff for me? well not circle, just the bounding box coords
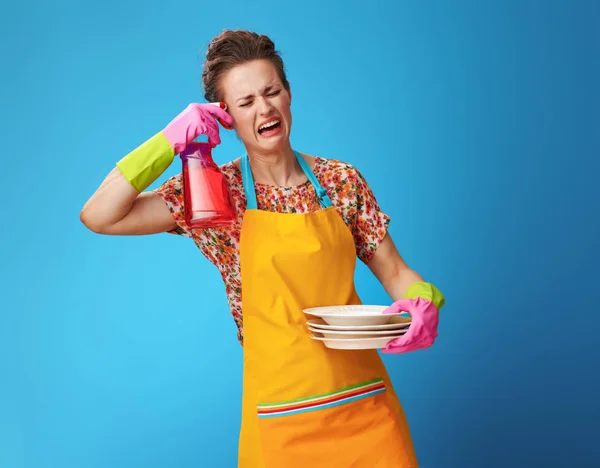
[116,132,175,193]
[404,282,446,310]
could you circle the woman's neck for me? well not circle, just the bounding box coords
[246,142,307,187]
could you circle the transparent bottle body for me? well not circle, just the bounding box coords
[180,142,235,228]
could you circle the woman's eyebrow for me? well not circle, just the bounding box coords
[236,84,278,102]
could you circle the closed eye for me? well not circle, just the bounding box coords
[239,89,280,107]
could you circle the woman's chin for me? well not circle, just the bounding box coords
[256,133,290,151]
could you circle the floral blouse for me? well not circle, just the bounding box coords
[154,156,391,345]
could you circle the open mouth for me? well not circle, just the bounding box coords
[258,119,282,135]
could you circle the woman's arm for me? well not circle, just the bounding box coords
[80,102,232,236]
[369,232,446,354]
[80,167,175,235]
[367,233,425,301]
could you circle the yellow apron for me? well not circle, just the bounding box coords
[237,151,418,467]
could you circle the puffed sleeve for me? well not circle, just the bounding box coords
[352,168,391,264]
[153,174,192,238]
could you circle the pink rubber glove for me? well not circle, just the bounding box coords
[381,282,445,354]
[162,102,233,153]
[117,102,234,193]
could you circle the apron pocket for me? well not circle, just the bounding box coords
[256,378,414,468]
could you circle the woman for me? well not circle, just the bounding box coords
[81,30,445,467]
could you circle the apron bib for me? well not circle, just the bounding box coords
[237,151,418,467]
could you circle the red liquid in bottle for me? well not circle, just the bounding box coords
[181,143,235,229]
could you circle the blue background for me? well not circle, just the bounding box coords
[1,0,599,467]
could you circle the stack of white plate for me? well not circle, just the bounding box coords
[302,305,411,350]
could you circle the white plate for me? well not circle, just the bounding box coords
[308,327,408,340]
[307,316,410,331]
[310,332,401,350]
[302,305,403,326]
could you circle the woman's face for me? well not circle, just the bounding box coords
[219,59,292,154]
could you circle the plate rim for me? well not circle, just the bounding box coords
[311,331,405,340]
[306,317,410,331]
[302,305,393,317]
[311,335,396,350]
[308,327,408,337]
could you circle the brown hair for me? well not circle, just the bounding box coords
[202,30,290,103]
